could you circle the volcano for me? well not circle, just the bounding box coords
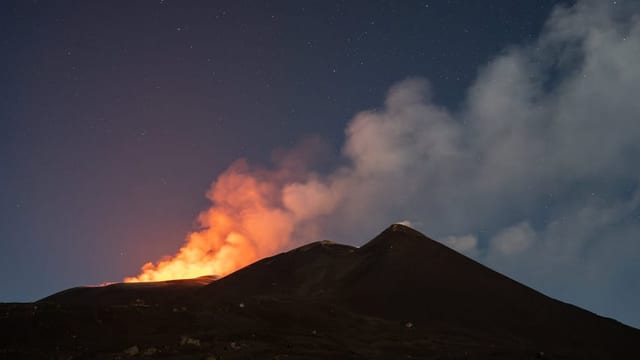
[1,224,638,359]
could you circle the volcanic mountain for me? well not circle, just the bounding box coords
[2,224,638,359]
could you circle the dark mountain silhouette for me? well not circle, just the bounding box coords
[1,224,638,359]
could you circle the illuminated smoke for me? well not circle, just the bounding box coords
[126,160,299,282]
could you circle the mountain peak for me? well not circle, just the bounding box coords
[290,239,354,253]
[360,222,437,253]
[387,222,425,236]
[389,222,416,231]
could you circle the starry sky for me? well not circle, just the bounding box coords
[2,1,640,327]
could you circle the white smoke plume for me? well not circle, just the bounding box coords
[281,0,640,326]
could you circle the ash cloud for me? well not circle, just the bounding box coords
[280,0,640,326]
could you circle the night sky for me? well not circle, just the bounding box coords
[2,1,640,327]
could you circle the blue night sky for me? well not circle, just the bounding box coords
[2,1,639,327]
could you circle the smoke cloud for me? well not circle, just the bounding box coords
[128,0,640,327]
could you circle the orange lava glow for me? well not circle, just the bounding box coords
[124,161,295,283]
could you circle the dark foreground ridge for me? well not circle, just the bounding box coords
[2,224,638,359]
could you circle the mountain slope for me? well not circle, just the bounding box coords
[40,275,217,306]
